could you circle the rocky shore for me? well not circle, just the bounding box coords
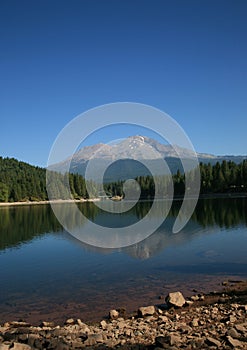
[1,281,247,350]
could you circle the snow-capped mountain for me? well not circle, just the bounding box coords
[50,136,246,182]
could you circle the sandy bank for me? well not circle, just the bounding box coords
[0,198,100,207]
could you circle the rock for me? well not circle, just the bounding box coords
[138,305,156,317]
[109,309,119,320]
[179,324,192,333]
[156,336,169,347]
[166,292,186,308]
[70,340,83,348]
[212,307,218,314]
[65,318,74,325]
[169,334,181,346]
[227,327,240,339]
[9,322,31,328]
[52,341,69,350]
[191,318,199,327]
[83,333,104,346]
[227,335,244,348]
[40,321,54,327]
[190,295,200,301]
[117,321,126,329]
[206,337,221,347]
[76,319,90,331]
[12,343,32,350]
[18,334,28,341]
[1,287,247,350]
[229,315,237,323]
[27,334,40,347]
[100,320,107,329]
[235,324,247,333]
[159,315,169,323]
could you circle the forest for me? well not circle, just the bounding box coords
[0,156,246,202]
[105,159,247,198]
[0,157,90,202]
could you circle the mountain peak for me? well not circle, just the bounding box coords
[50,135,247,182]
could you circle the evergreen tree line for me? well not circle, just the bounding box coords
[0,157,92,202]
[104,160,247,198]
[0,157,247,202]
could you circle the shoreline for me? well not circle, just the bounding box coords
[0,198,101,207]
[0,280,246,349]
[0,192,247,207]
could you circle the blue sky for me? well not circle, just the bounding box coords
[1,0,247,167]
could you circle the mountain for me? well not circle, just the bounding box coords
[50,135,247,182]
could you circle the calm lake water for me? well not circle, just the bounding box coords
[0,197,247,324]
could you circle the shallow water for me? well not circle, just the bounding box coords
[0,197,247,324]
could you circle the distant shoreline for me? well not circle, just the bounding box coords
[0,192,246,207]
[0,198,100,207]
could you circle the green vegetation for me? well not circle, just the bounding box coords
[0,157,246,203]
[0,157,90,202]
[0,157,47,202]
[105,160,247,198]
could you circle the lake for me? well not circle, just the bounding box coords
[0,197,247,325]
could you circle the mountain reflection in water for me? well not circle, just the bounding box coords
[1,197,246,259]
[0,197,247,325]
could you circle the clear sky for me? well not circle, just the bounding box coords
[1,0,247,167]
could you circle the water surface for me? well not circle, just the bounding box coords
[0,197,246,324]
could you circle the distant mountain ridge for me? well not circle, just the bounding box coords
[51,136,247,182]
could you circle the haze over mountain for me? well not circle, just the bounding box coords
[50,135,246,183]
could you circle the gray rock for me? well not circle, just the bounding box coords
[169,334,182,346]
[191,318,199,327]
[159,315,169,323]
[109,309,119,320]
[11,343,32,350]
[40,321,54,327]
[0,343,11,350]
[166,292,186,308]
[100,320,107,329]
[155,336,169,348]
[65,318,74,325]
[138,305,156,317]
[227,327,240,339]
[189,338,205,348]
[206,337,221,347]
[9,322,30,328]
[52,341,69,350]
[227,335,244,348]
[229,315,237,323]
[235,324,247,333]
[84,333,104,346]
